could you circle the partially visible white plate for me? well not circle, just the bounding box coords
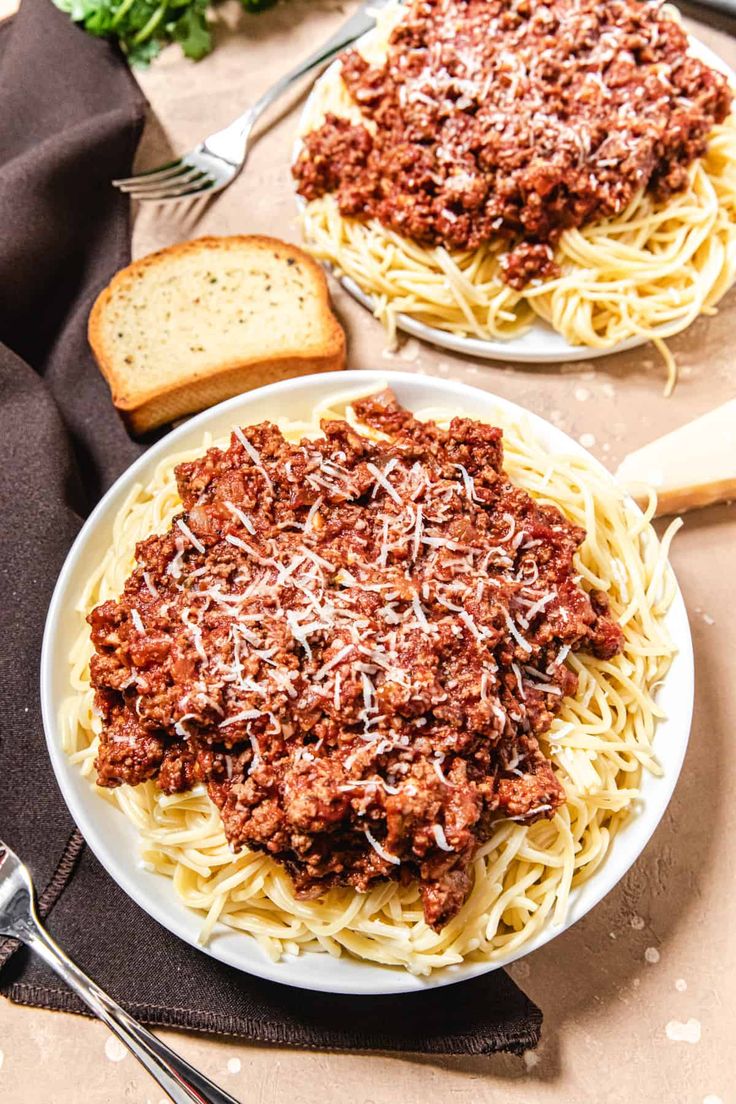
[41,370,694,995]
[295,30,736,363]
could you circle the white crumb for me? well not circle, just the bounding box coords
[104,1036,127,1062]
[665,1018,701,1044]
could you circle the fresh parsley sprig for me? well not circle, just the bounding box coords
[53,0,275,66]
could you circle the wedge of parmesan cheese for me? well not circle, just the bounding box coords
[616,400,736,516]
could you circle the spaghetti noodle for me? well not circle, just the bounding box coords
[61,385,678,974]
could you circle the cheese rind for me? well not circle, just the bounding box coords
[615,400,736,516]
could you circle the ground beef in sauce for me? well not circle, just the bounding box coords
[89,390,623,930]
[293,0,732,288]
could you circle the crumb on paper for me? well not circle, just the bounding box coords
[574,386,591,402]
[104,1036,127,1063]
[675,978,688,992]
[379,336,422,363]
[510,959,531,981]
[227,1058,242,1074]
[399,338,421,362]
[579,432,596,449]
[665,1018,701,1044]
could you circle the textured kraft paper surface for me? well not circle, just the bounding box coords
[1,2,735,1101]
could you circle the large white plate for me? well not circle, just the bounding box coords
[41,370,694,995]
[295,30,736,363]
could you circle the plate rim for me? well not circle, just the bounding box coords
[40,369,694,995]
[293,27,736,364]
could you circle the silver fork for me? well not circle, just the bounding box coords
[114,0,391,203]
[0,839,240,1104]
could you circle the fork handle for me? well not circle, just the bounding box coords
[16,914,239,1104]
[206,0,386,158]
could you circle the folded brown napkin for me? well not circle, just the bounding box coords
[0,0,542,1054]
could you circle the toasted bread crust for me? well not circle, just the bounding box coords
[126,355,343,435]
[88,235,346,433]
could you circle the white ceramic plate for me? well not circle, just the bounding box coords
[41,370,694,995]
[295,32,736,363]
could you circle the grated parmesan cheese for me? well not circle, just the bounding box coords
[364,827,401,865]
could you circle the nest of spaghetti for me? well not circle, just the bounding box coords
[65,384,678,971]
[87,389,625,931]
[294,0,736,388]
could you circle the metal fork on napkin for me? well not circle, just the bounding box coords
[0,839,240,1104]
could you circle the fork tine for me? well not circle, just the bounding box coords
[118,165,207,195]
[114,166,194,193]
[128,175,218,202]
[112,159,184,187]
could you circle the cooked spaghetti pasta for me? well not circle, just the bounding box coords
[297,2,736,394]
[61,384,678,974]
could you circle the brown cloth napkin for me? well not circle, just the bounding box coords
[0,0,542,1054]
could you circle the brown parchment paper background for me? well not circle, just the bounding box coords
[1,3,734,1101]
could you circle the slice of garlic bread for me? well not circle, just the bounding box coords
[89,235,346,434]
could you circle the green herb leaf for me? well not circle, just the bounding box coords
[51,0,222,65]
[171,3,212,61]
[124,35,163,65]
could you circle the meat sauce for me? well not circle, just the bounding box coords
[293,0,732,287]
[89,391,623,929]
